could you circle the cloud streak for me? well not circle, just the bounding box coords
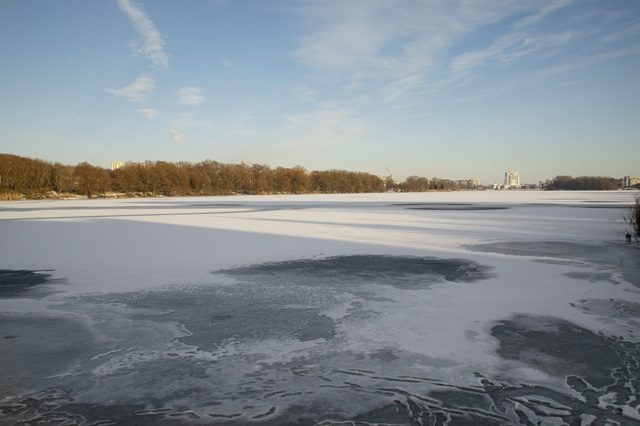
[176,87,205,105]
[280,106,364,150]
[292,1,581,102]
[117,0,169,68]
[104,74,154,102]
[292,85,317,102]
[513,0,575,29]
[137,108,158,119]
[168,113,213,143]
[449,31,578,76]
[170,129,185,143]
[293,1,519,79]
[169,113,212,130]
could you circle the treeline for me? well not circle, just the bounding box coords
[110,161,387,196]
[544,175,620,191]
[1,154,397,199]
[0,154,77,199]
[2,154,627,200]
[397,175,467,192]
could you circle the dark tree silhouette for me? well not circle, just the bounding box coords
[547,176,619,191]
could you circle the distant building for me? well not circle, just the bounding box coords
[111,161,152,170]
[623,176,639,188]
[504,170,520,188]
[110,161,126,171]
[457,178,481,189]
[128,161,151,168]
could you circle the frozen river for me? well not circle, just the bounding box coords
[1,191,639,425]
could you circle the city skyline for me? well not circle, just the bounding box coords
[1,1,639,184]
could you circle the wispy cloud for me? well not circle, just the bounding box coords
[529,44,640,80]
[169,113,212,130]
[168,113,213,143]
[138,108,158,119]
[550,78,595,90]
[117,0,169,68]
[279,106,364,150]
[292,85,317,102]
[452,43,640,107]
[292,1,582,102]
[382,74,424,102]
[513,0,575,29]
[293,1,520,80]
[170,129,185,143]
[175,87,205,105]
[450,84,515,107]
[104,74,154,102]
[449,31,578,75]
[599,20,640,44]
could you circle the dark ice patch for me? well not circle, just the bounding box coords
[0,314,96,391]
[429,389,492,410]
[112,285,337,350]
[394,202,510,211]
[178,304,336,346]
[564,271,592,280]
[564,270,619,284]
[348,394,507,425]
[215,255,494,289]
[0,269,55,297]
[530,258,584,266]
[88,356,212,403]
[491,314,628,388]
[576,298,640,321]
[468,241,640,288]
[0,388,188,426]
[466,241,602,258]
[349,401,422,425]
[475,372,640,426]
[408,206,510,211]
[395,203,474,206]
[369,347,399,362]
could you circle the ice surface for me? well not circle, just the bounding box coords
[1,191,639,424]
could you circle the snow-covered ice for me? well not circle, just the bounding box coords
[1,191,639,425]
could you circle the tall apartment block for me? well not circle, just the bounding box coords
[504,170,520,188]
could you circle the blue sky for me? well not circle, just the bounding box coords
[1,0,639,184]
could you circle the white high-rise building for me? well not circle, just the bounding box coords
[504,170,520,188]
[110,161,126,171]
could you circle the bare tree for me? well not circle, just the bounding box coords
[74,162,111,198]
[50,163,74,193]
[624,192,640,244]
